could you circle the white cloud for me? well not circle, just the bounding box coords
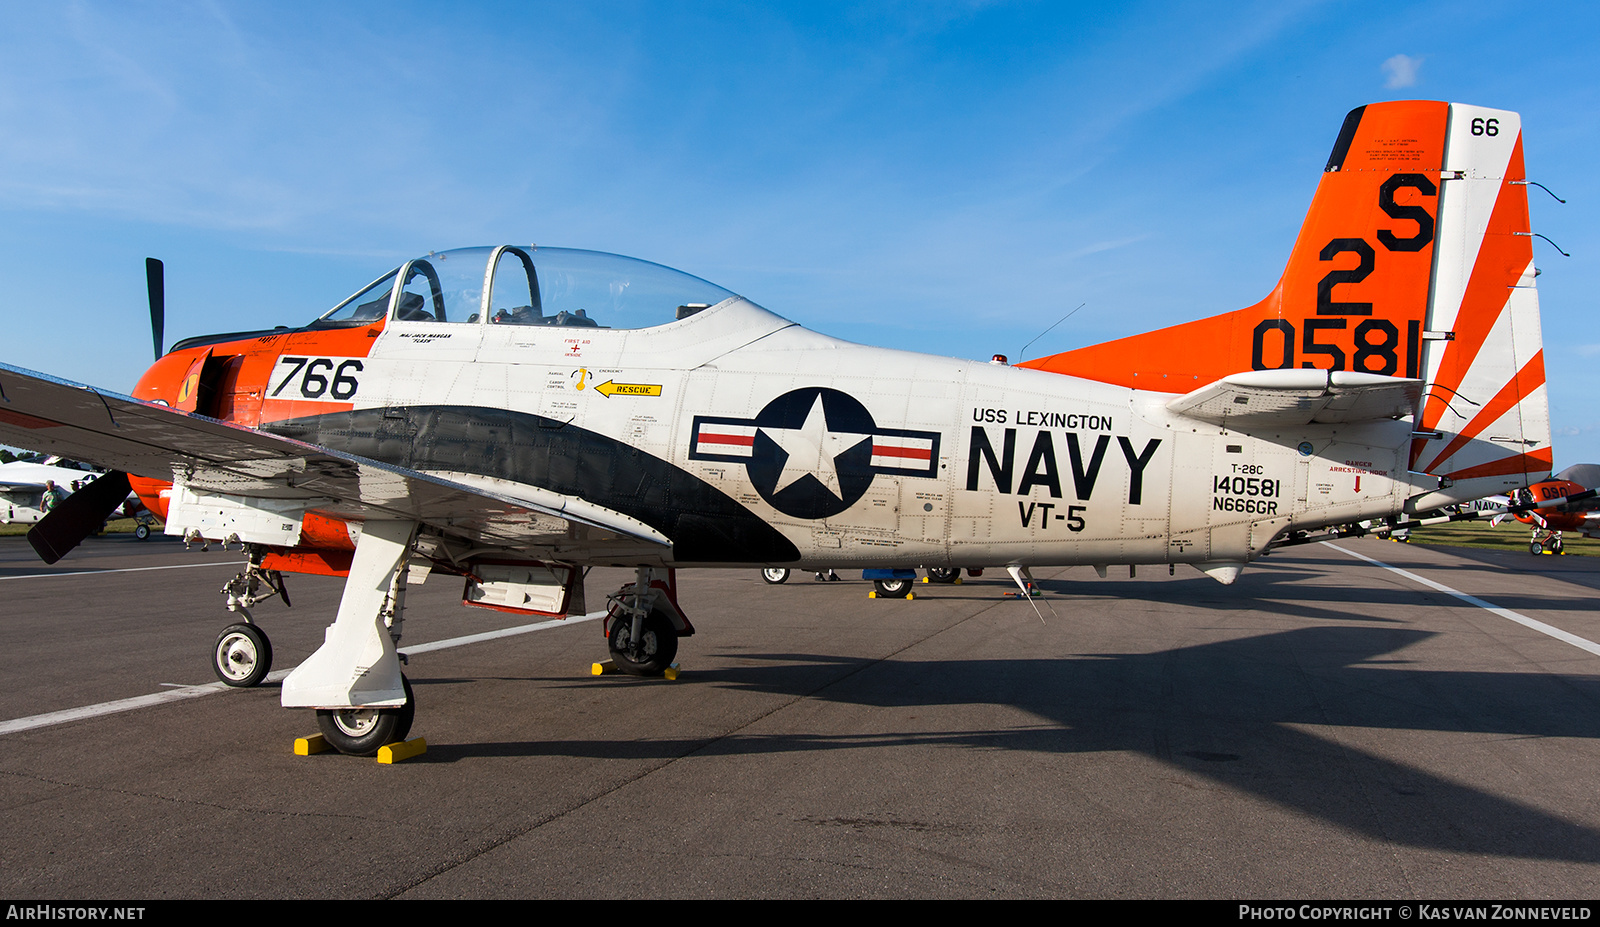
[1382,54,1422,88]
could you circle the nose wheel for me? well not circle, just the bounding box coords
[212,623,272,688]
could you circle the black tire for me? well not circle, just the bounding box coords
[212,623,272,688]
[1551,538,1565,554]
[609,609,678,676]
[316,675,415,756]
[925,567,959,584]
[874,578,913,597]
[1530,540,1545,555]
[133,524,150,541]
[761,568,790,585]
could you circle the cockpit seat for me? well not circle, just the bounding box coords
[549,309,599,328]
[351,296,388,320]
[491,305,542,325]
[394,292,433,321]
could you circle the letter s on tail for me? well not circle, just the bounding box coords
[1021,101,1550,505]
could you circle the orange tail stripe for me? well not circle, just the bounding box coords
[1418,350,1544,475]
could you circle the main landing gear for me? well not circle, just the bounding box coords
[281,520,417,756]
[605,567,689,676]
[316,675,416,756]
[211,551,291,688]
[1530,529,1564,555]
[872,577,914,597]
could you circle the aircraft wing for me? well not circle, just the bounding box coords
[0,363,669,557]
[1166,370,1423,429]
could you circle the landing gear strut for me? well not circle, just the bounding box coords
[282,520,417,756]
[211,549,290,687]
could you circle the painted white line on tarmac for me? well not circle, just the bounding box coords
[0,560,245,581]
[0,610,607,736]
[1324,541,1600,658]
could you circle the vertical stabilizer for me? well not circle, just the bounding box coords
[1020,101,1551,505]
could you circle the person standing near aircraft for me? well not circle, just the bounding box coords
[39,480,65,514]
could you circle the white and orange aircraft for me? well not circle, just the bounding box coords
[0,100,1553,755]
[1490,464,1600,554]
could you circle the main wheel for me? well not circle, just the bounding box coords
[212,623,272,688]
[1551,537,1565,554]
[608,609,678,676]
[315,676,415,756]
[925,567,959,584]
[874,578,913,597]
[1530,540,1545,555]
[133,524,151,541]
[762,568,790,584]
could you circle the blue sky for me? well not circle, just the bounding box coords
[2,0,1596,465]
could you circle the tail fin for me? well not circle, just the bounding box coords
[1021,101,1550,503]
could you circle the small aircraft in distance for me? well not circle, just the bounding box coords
[0,455,153,537]
[1492,464,1600,554]
[0,100,1555,755]
[1372,465,1600,552]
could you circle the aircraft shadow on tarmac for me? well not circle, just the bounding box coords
[426,622,1600,862]
[1019,564,1600,619]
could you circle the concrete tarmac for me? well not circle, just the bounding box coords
[2,533,1598,899]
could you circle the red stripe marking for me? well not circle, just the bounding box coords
[872,444,931,460]
[699,432,754,447]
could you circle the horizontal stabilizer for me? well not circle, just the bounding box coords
[1166,370,1422,429]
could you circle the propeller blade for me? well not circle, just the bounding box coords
[1562,488,1598,507]
[26,471,133,565]
[146,257,165,360]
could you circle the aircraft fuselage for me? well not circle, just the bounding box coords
[133,297,1417,573]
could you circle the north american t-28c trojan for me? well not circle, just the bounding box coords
[0,100,1552,755]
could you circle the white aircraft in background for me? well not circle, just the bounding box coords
[0,100,1554,756]
[0,455,152,537]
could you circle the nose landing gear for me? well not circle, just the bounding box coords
[210,551,290,687]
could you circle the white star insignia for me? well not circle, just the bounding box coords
[761,395,870,499]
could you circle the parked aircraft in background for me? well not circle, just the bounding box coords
[1494,464,1599,554]
[0,100,1554,755]
[0,456,151,537]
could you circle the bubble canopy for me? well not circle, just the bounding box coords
[312,246,738,331]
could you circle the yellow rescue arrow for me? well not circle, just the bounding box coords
[593,380,662,398]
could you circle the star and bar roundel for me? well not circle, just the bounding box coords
[689,387,941,519]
